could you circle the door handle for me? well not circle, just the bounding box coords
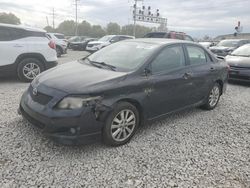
[183,72,193,79]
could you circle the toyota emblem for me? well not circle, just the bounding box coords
[33,88,38,96]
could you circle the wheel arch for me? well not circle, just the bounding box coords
[15,53,46,69]
[215,79,223,95]
[116,98,144,126]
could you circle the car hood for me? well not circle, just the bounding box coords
[226,55,250,67]
[35,61,127,94]
[210,46,235,51]
[88,41,110,45]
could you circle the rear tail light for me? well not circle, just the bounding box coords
[48,40,56,49]
[227,64,230,71]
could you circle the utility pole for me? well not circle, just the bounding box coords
[46,16,49,26]
[74,0,80,36]
[133,0,143,37]
[52,8,55,29]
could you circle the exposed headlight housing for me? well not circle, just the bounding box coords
[56,96,101,110]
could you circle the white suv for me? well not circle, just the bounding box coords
[46,33,67,57]
[0,23,57,82]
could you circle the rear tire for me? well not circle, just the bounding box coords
[102,102,139,146]
[201,83,221,110]
[56,46,62,57]
[17,58,44,82]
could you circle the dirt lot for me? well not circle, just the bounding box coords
[0,50,249,187]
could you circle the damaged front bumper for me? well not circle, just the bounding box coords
[19,88,111,145]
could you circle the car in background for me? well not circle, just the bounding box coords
[143,31,194,41]
[70,38,96,51]
[19,39,228,146]
[86,35,135,52]
[67,36,87,49]
[210,39,250,57]
[46,33,67,57]
[199,42,215,49]
[225,44,250,82]
[0,23,57,82]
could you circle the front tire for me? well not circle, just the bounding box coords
[102,102,139,146]
[17,58,44,82]
[201,83,221,110]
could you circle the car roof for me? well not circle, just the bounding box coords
[0,23,45,32]
[127,38,195,45]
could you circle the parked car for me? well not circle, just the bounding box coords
[67,36,87,49]
[46,33,67,57]
[0,23,57,82]
[19,39,228,146]
[70,38,96,51]
[199,42,215,49]
[143,31,194,41]
[209,39,250,57]
[86,35,134,52]
[225,44,250,82]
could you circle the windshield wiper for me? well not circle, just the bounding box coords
[83,57,116,71]
[90,61,116,71]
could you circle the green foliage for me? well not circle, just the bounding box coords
[91,25,106,38]
[0,12,21,25]
[56,20,76,36]
[121,24,152,38]
[43,26,55,32]
[106,22,120,35]
[50,20,152,38]
[78,21,92,36]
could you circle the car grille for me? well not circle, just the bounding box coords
[87,44,94,47]
[28,86,53,105]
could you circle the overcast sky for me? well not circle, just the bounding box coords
[0,0,249,38]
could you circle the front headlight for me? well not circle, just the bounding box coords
[56,96,101,110]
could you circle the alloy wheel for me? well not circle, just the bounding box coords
[111,109,136,142]
[23,63,40,80]
[208,85,220,107]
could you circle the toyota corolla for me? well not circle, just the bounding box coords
[19,39,228,146]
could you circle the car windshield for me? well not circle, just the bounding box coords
[217,40,239,47]
[98,36,113,42]
[231,45,250,56]
[84,41,159,71]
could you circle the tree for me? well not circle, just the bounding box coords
[121,24,152,38]
[0,12,21,25]
[106,22,120,35]
[56,20,76,36]
[91,25,106,38]
[78,21,92,36]
[44,26,55,32]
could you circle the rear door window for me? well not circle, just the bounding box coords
[0,27,12,41]
[151,45,186,74]
[186,45,207,65]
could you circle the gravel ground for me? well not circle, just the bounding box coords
[0,50,250,187]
